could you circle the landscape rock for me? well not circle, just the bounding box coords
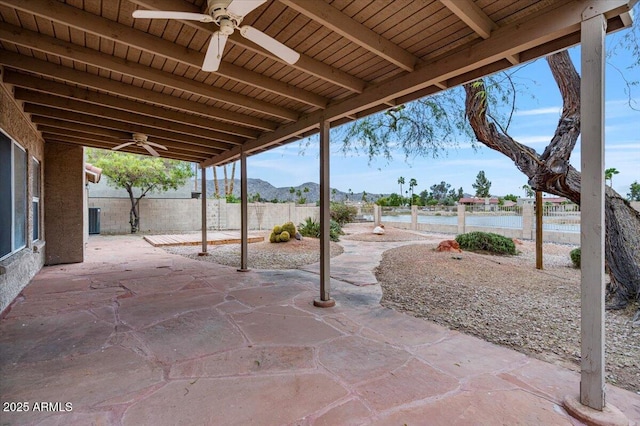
[436,240,462,253]
[373,226,385,235]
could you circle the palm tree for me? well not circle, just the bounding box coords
[605,168,619,188]
[409,178,418,205]
[398,176,405,197]
[522,184,535,198]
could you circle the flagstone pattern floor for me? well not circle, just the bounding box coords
[1,234,639,425]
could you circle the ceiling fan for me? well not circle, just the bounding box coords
[112,133,168,157]
[132,0,300,72]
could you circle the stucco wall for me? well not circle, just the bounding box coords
[0,75,45,314]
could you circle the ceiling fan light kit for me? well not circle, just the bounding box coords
[132,0,300,73]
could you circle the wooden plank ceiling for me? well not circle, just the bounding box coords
[0,0,634,165]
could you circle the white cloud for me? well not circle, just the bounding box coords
[515,107,561,116]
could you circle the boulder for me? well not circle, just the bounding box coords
[437,240,462,253]
[372,226,385,235]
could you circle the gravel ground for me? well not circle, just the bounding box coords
[375,239,640,394]
[164,231,343,269]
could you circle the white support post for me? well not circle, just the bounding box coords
[579,10,606,411]
[238,151,249,272]
[314,117,335,308]
[200,165,208,255]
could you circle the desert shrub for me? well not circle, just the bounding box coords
[298,217,342,242]
[279,231,290,242]
[570,248,581,268]
[330,203,358,225]
[455,231,516,255]
[281,221,296,236]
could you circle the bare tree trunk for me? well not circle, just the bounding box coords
[213,166,219,197]
[229,162,236,195]
[223,165,229,195]
[125,186,139,233]
[464,50,640,310]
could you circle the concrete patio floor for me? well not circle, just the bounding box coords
[1,234,639,425]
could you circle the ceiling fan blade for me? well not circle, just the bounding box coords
[239,26,300,64]
[202,31,228,72]
[143,144,161,157]
[145,141,168,150]
[112,141,135,150]
[132,10,214,22]
[227,0,267,17]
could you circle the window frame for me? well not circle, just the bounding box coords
[32,157,41,242]
[0,129,28,261]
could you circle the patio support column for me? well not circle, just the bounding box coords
[238,148,249,272]
[314,116,335,308]
[578,10,606,411]
[200,165,208,255]
[564,9,628,424]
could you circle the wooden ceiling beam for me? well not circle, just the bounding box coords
[0,55,275,131]
[38,126,220,157]
[38,126,223,156]
[26,107,235,151]
[280,0,418,72]
[15,89,245,145]
[45,136,204,162]
[439,0,519,64]
[0,25,297,122]
[202,0,632,167]
[128,0,365,94]
[5,71,260,140]
[32,117,222,156]
[1,0,328,109]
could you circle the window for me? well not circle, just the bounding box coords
[32,158,41,241]
[0,130,28,260]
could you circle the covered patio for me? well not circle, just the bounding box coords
[1,0,638,423]
[1,234,638,424]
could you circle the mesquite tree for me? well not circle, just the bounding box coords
[339,49,639,312]
[464,51,640,310]
[87,149,193,233]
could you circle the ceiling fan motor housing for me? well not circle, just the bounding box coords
[208,1,242,28]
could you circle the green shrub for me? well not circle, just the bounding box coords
[570,248,581,268]
[298,217,342,241]
[281,221,296,236]
[330,203,358,225]
[279,231,290,242]
[455,231,516,255]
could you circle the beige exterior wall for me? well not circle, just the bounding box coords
[0,76,46,314]
[44,143,85,265]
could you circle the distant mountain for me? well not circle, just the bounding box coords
[199,178,382,203]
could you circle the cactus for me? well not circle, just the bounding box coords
[273,225,282,234]
[269,232,277,243]
[279,231,290,242]
[282,221,296,236]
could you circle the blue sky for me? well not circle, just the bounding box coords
[221,28,639,198]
